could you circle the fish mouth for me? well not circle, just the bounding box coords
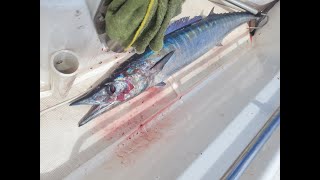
[70,91,93,106]
[78,105,101,127]
[70,91,110,106]
[70,97,101,106]
[70,99,86,106]
[78,102,115,127]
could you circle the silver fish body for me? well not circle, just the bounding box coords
[71,12,258,126]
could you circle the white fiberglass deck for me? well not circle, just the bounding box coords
[40,1,279,180]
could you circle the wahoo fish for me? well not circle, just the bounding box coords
[70,11,260,127]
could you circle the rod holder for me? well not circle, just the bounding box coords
[50,50,79,99]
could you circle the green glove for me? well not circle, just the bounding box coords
[105,0,185,54]
[147,0,184,52]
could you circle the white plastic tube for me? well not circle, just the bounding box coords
[50,50,79,98]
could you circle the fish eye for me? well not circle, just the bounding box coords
[108,84,116,95]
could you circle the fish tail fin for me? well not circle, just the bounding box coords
[247,12,268,37]
[248,0,279,36]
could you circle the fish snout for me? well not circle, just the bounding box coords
[70,87,111,106]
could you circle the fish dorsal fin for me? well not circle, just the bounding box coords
[150,51,175,72]
[209,7,215,15]
[165,16,203,35]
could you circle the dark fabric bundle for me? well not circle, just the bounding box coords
[105,0,185,53]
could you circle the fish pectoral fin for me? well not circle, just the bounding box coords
[155,82,166,87]
[150,51,175,73]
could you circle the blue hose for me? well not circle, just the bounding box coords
[226,111,280,180]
